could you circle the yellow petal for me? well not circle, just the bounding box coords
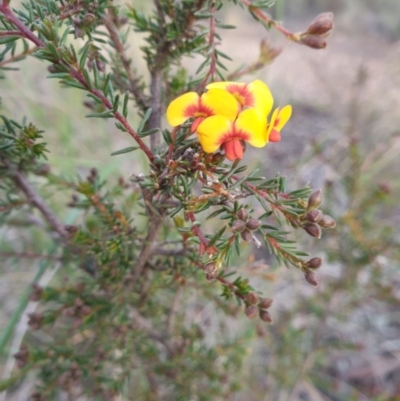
[248,80,274,115]
[275,104,292,131]
[201,89,239,121]
[196,115,232,153]
[265,107,279,142]
[235,109,266,148]
[166,92,199,126]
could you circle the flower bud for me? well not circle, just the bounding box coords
[240,229,253,242]
[244,305,259,319]
[304,270,318,287]
[35,164,51,176]
[27,312,43,331]
[83,13,96,26]
[258,297,273,309]
[303,223,322,239]
[205,272,217,281]
[307,189,323,209]
[29,284,43,301]
[306,257,322,269]
[232,220,246,232]
[259,309,273,323]
[246,218,261,231]
[237,208,249,221]
[318,214,336,229]
[246,292,260,305]
[14,344,29,369]
[306,12,334,36]
[299,34,326,49]
[81,305,92,316]
[258,38,282,65]
[204,262,218,275]
[305,209,322,223]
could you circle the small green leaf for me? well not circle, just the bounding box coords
[138,128,158,138]
[47,72,71,79]
[85,110,114,118]
[79,42,91,70]
[137,108,152,132]
[0,35,21,45]
[110,146,139,156]
[122,92,129,117]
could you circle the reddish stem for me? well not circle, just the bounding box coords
[186,211,209,248]
[240,0,296,40]
[0,4,45,47]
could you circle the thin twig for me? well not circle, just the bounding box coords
[0,46,37,68]
[11,168,68,237]
[103,10,149,111]
[240,0,296,40]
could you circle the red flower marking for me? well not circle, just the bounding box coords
[183,98,214,119]
[226,84,255,108]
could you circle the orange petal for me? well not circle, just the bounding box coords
[166,92,200,126]
[269,129,281,142]
[224,139,244,160]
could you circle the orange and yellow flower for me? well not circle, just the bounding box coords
[265,105,292,143]
[165,79,292,161]
[196,109,266,161]
[206,79,273,115]
[166,88,239,132]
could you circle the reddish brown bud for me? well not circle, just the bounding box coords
[304,270,318,287]
[237,208,249,221]
[29,284,43,301]
[64,307,75,317]
[259,309,273,323]
[306,12,334,35]
[75,298,84,308]
[80,305,92,316]
[27,312,43,331]
[258,297,273,309]
[246,292,260,305]
[299,35,327,49]
[307,189,323,209]
[306,257,322,269]
[35,164,51,176]
[14,344,29,368]
[47,64,57,73]
[303,223,322,239]
[205,272,217,281]
[232,219,246,232]
[240,229,253,242]
[83,13,96,26]
[65,225,78,235]
[244,305,259,319]
[246,218,261,231]
[318,214,336,229]
[305,209,322,223]
[204,262,218,275]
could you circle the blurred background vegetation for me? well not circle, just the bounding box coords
[1,0,400,400]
